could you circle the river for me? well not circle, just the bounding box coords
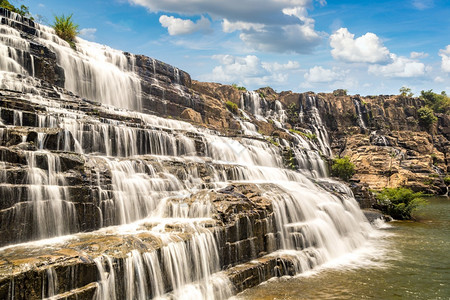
[235,197,450,299]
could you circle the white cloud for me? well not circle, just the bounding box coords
[262,61,300,72]
[239,23,321,53]
[439,45,450,72]
[222,19,264,33]
[410,51,428,59]
[412,0,434,10]
[79,28,97,40]
[205,54,299,87]
[368,54,426,78]
[304,66,345,83]
[236,6,322,53]
[130,0,323,53]
[159,15,211,35]
[130,0,314,22]
[330,28,391,64]
[434,76,445,83]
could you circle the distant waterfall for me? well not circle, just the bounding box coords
[353,98,367,130]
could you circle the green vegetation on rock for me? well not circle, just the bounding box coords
[399,86,414,98]
[420,90,450,114]
[288,128,302,135]
[288,128,317,140]
[333,89,348,96]
[444,176,450,185]
[331,156,355,182]
[266,137,279,147]
[52,14,79,49]
[0,0,32,18]
[225,100,239,114]
[375,187,428,220]
[417,106,437,129]
[285,147,297,170]
[231,83,247,91]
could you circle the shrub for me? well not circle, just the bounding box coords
[399,86,413,98]
[52,14,79,49]
[333,89,348,96]
[231,83,247,91]
[375,187,427,220]
[331,156,355,182]
[225,101,239,114]
[417,106,437,129]
[420,89,450,114]
[444,176,450,185]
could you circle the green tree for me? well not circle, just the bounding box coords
[52,14,79,49]
[420,89,450,114]
[399,86,413,97]
[331,156,355,181]
[417,106,437,130]
[375,187,427,220]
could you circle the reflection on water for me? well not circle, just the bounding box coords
[235,197,450,300]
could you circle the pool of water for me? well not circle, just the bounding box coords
[234,197,450,300]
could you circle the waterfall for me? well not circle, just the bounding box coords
[353,98,367,130]
[0,9,376,300]
[304,96,333,158]
[0,10,142,111]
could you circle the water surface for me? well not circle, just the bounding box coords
[235,197,450,299]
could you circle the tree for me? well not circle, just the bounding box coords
[375,187,427,220]
[399,86,413,97]
[420,89,450,114]
[417,106,437,130]
[52,14,79,49]
[331,156,355,181]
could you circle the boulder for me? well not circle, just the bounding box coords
[180,108,202,123]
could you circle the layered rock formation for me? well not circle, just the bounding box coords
[0,7,447,300]
[187,82,449,195]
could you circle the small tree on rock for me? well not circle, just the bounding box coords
[52,14,79,49]
[417,106,437,130]
[331,156,355,181]
[399,86,413,98]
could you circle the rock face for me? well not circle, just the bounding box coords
[0,7,447,300]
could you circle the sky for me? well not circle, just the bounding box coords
[23,0,450,96]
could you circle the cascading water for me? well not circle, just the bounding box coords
[0,9,377,300]
[0,9,141,111]
[303,96,333,157]
[353,98,367,130]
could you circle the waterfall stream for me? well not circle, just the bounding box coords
[0,9,377,300]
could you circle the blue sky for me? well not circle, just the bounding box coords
[25,0,450,95]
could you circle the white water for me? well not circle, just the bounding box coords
[353,98,367,130]
[0,11,141,110]
[0,10,375,300]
